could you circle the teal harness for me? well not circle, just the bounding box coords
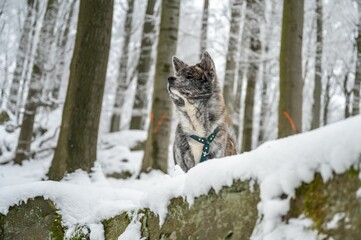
[189,127,220,163]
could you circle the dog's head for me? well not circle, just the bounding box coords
[167,52,217,107]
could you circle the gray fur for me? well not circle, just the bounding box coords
[167,51,237,172]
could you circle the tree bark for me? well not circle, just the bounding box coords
[14,0,59,164]
[47,0,113,180]
[110,0,135,132]
[199,0,209,58]
[278,0,304,138]
[129,0,158,130]
[352,0,361,116]
[141,0,181,173]
[311,0,323,129]
[223,0,243,121]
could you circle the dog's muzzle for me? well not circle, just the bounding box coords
[168,76,176,84]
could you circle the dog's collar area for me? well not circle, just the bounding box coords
[189,127,220,163]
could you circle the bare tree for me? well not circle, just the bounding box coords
[7,0,36,115]
[311,0,323,129]
[343,73,353,118]
[258,0,274,145]
[278,0,304,138]
[141,0,181,173]
[200,0,209,57]
[52,0,78,100]
[223,0,243,121]
[129,0,158,130]
[110,0,135,132]
[14,0,60,164]
[352,0,361,116]
[48,0,114,180]
[241,0,262,152]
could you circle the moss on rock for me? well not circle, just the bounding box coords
[0,197,64,240]
[287,169,361,240]
[102,180,259,239]
[102,212,132,240]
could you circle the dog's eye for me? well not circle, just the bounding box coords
[186,74,193,79]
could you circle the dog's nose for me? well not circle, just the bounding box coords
[168,76,176,83]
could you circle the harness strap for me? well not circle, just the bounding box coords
[189,127,220,163]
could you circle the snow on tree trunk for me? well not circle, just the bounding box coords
[352,0,361,116]
[141,0,181,173]
[7,0,36,115]
[110,0,135,132]
[14,0,60,164]
[311,0,323,129]
[47,0,113,180]
[199,0,209,58]
[278,0,304,138]
[223,0,243,122]
[129,0,158,130]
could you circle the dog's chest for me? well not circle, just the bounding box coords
[188,140,203,164]
[182,101,207,164]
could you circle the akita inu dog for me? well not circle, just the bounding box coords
[167,51,237,172]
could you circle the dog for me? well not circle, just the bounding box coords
[167,51,237,172]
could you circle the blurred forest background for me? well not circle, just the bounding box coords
[0,0,360,180]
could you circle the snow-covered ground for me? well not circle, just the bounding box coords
[0,115,361,239]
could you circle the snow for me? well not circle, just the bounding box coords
[0,115,361,240]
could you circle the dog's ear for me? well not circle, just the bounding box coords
[172,56,187,73]
[199,51,215,73]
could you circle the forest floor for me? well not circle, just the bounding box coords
[0,113,361,239]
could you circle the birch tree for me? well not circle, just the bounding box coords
[110,0,135,132]
[129,0,158,130]
[48,0,113,180]
[141,0,181,173]
[278,0,304,138]
[14,0,59,164]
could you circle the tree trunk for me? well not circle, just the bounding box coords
[278,0,304,138]
[241,0,262,152]
[352,0,361,116]
[258,1,274,145]
[141,0,181,173]
[199,0,209,58]
[7,0,36,115]
[129,0,158,130]
[323,74,331,125]
[14,0,59,164]
[47,0,114,180]
[311,0,323,129]
[223,0,243,120]
[110,0,135,132]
